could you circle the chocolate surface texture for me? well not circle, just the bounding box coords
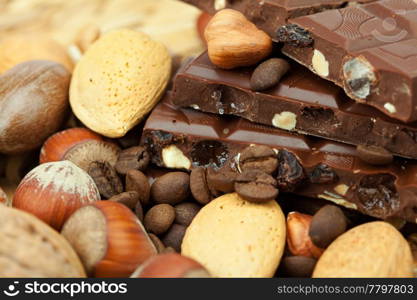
[173,52,417,159]
[141,94,417,223]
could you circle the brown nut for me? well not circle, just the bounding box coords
[287,212,324,259]
[61,201,157,277]
[0,206,85,277]
[204,9,272,69]
[126,169,151,207]
[131,253,211,278]
[161,224,187,252]
[39,127,103,164]
[13,161,100,230]
[281,256,317,278]
[174,202,201,226]
[108,191,139,210]
[0,60,70,154]
[250,58,290,92]
[144,204,176,235]
[151,172,190,205]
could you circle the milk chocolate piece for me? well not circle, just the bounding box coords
[141,94,417,223]
[181,0,374,38]
[279,0,417,122]
[173,52,417,159]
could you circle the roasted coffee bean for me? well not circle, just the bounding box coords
[276,24,313,47]
[135,200,144,223]
[308,163,339,184]
[356,174,399,219]
[115,146,150,174]
[174,202,201,226]
[234,169,278,203]
[250,58,290,91]
[151,172,190,205]
[356,145,393,166]
[148,233,165,253]
[162,224,187,252]
[281,256,317,278]
[88,161,123,199]
[144,204,176,235]
[239,145,278,174]
[126,169,151,206]
[190,167,212,205]
[276,149,305,192]
[309,205,347,248]
[108,191,139,210]
[206,168,236,194]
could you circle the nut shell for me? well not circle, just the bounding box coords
[61,201,157,277]
[313,221,413,277]
[40,127,103,164]
[0,206,85,277]
[13,160,100,230]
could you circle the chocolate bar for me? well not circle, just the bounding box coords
[172,52,417,159]
[181,0,374,38]
[278,0,417,122]
[141,93,417,223]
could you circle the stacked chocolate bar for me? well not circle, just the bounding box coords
[140,0,417,223]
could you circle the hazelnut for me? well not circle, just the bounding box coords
[204,9,272,69]
[131,253,211,278]
[61,201,157,277]
[13,160,100,230]
[40,127,103,164]
[0,60,70,154]
[272,111,297,131]
[162,145,191,170]
[287,212,324,259]
[0,206,85,277]
[312,49,329,77]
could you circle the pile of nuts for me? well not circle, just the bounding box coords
[0,8,415,278]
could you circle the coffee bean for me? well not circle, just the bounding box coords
[115,146,150,174]
[144,204,176,235]
[126,169,150,206]
[276,149,305,192]
[152,172,190,205]
[206,168,236,194]
[148,233,165,253]
[309,205,347,248]
[281,256,317,278]
[162,224,187,252]
[190,168,212,205]
[135,200,144,223]
[87,161,123,199]
[234,169,278,203]
[108,191,139,210]
[240,145,278,174]
[308,163,339,184]
[175,202,201,226]
[356,144,393,166]
[250,58,290,91]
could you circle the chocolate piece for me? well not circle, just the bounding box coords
[279,0,417,122]
[356,145,393,165]
[141,94,417,222]
[173,52,417,159]
[180,0,374,38]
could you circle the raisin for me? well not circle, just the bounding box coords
[356,174,400,218]
[276,149,305,192]
[309,164,339,184]
[276,24,313,47]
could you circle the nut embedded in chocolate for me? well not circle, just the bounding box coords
[276,24,313,47]
[250,58,290,91]
[115,146,150,174]
[234,169,278,203]
[308,163,339,184]
[88,161,123,199]
[343,57,376,100]
[356,144,393,166]
[276,149,305,192]
[239,145,278,174]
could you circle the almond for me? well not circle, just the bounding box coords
[313,221,413,278]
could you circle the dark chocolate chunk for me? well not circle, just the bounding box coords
[356,145,393,166]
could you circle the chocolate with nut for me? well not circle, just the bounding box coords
[141,94,417,222]
[173,52,417,159]
[278,0,417,122]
